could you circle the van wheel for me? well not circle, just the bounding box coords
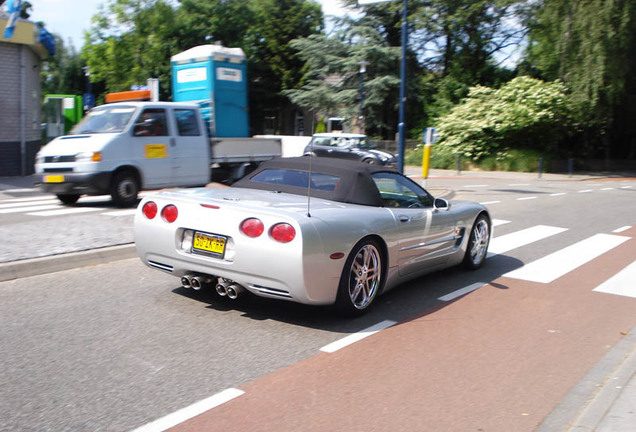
[110,171,139,207]
[56,194,80,205]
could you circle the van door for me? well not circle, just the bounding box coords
[131,108,173,188]
[171,108,210,186]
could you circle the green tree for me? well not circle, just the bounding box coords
[286,18,401,136]
[524,0,636,158]
[41,35,86,96]
[82,0,180,101]
[247,0,323,134]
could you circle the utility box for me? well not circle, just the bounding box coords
[171,44,248,137]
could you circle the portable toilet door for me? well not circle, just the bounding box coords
[171,44,249,137]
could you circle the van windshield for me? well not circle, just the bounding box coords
[71,106,136,134]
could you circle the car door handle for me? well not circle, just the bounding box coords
[399,215,411,223]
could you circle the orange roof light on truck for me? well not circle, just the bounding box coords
[105,90,151,103]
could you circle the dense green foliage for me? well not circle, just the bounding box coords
[34,0,636,166]
[435,76,570,160]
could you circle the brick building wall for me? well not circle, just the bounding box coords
[0,18,46,177]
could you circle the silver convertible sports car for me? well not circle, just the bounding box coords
[134,157,491,316]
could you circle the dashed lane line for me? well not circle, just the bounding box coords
[320,320,397,353]
[129,388,245,432]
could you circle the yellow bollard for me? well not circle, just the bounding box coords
[421,143,431,179]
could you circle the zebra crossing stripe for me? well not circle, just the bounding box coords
[0,204,60,214]
[488,225,567,257]
[503,233,629,283]
[29,207,107,217]
[0,199,57,209]
[593,261,636,298]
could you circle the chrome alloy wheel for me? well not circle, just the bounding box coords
[469,218,489,265]
[348,243,382,309]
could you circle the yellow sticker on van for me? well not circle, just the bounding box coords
[145,144,167,159]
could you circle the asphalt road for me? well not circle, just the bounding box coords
[0,171,635,431]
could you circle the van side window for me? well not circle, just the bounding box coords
[135,109,168,136]
[175,109,201,136]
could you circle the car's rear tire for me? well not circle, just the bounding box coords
[335,238,384,316]
[110,171,139,207]
[56,194,80,205]
[463,214,491,270]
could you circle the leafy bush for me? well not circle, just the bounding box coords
[435,76,571,163]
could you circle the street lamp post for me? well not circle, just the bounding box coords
[397,0,407,173]
[358,60,368,133]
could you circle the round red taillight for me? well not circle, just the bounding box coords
[240,218,264,238]
[270,223,296,243]
[142,201,158,219]
[161,204,178,223]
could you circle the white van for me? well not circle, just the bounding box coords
[34,102,211,206]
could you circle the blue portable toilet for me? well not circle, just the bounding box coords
[171,44,249,137]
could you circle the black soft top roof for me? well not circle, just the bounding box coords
[232,156,398,207]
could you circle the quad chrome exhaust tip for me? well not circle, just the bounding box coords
[226,284,243,300]
[182,274,213,290]
[180,275,192,288]
[215,279,244,299]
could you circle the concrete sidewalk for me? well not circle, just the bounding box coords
[1,170,635,432]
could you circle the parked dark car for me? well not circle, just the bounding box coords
[303,133,397,167]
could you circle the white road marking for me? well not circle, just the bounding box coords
[550,192,567,196]
[320,320,397,353]
[613,226,631,233]
[593,261,636,298]
[480,200,501,205]
[129,388,245,432]
[29,207,106,216]
[438,282,486,302]
[601,187,614,191]
[578,189,593,193]
[0,204,61,214]
[0,199,57,209]
[488,225,567,257]
[503,234,629,283]
[464,184,488,188]
[509,183,530,186]
[517,196,537,201]
[492,219,510,227]
[621,185,633,189]
[103,209,137,216]
[0,195,54,203]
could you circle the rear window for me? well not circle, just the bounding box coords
[250,169,340,191]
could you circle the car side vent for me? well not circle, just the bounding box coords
[250,284,292,298]
[148,260,174,273]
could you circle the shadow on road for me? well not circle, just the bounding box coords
[171,253,524,334]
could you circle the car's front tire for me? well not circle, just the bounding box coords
[335,238,384,316]
[110,171,139,207]
[463,214,491,269]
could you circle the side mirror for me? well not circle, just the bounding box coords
[434,198,451,211]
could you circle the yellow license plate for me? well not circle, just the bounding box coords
[44,175,65,183]
[192,232,227,257]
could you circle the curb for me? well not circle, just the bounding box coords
[536,326,636,431]
[0,244,137,282]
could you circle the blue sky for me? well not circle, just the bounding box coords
[26,0,355,51]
